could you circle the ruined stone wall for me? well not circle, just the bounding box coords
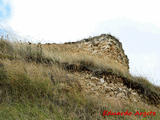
[65,34,129,70]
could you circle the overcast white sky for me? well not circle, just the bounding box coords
[0,0,160,85]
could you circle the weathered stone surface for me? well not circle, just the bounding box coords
[65,34,129,71]
[79,73,143,103]
[100,78,105,83]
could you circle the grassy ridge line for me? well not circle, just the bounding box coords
[0,37,160,120]
[0,38,160,105]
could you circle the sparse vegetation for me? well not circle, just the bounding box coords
[0,36,160,120]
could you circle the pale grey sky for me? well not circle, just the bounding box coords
[93,19,160,85]
[0,0,160,85]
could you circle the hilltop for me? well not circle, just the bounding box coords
[0,34,160,120]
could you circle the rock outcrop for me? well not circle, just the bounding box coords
[65,34,129,71]
[42,34,160,106]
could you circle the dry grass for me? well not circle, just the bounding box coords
[0,38,160,120]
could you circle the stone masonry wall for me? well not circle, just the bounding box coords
[65,34,129,70]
